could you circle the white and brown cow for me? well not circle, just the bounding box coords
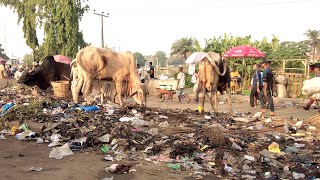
[71,46,147,106]
[198,52,232,112]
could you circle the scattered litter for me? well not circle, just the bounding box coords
[293,143,305,148]
[104,155,114,161]
[0,84,319,179]
[102,176,114,180]
[167,163,180,170]
[268,142,281,154]
[48,134,61,147]
[224,163,233,173]
[36,138,44,144]
[99,134,111,143]
[49,143,74,159]
[264,118,272,123]
[101,145,111,153]
[1,102,15,115]
[292,172,305,179]
[77,105,99,112]
[252,112,262,118]
[159,115,168,119]
[0,134,6,140]
[232,142,242,151]
[244,155,255,161]
[105,164,133,174]
[28,167,43,172]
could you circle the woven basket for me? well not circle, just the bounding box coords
[51,81,71,99]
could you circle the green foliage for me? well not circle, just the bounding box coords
[304,29,320,62]
[22,54,33,65]
[154,51,167,67]
[0,0,89,61]
[133,52,146,66]
[171,37,197,60]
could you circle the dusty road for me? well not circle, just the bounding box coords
[0,95,318,180]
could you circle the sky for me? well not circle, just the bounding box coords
[0,0,319,58]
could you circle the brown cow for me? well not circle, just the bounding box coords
[72,46,146,107]
[198,52,232,112]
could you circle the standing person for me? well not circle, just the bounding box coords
[259,59,275,116]
[176,66,185,103]
[0,59,8,79]
[149,62,155,78]
[137,64,145,83]
[191,70,201,102]
[230,66,241,93]
[7,65,12,78]
[250,63,262,108]
[303,63,320,111]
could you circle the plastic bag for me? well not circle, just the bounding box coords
[49,143,74,159]
[302,77,320,96]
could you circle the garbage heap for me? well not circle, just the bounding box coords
[0,84,320,179]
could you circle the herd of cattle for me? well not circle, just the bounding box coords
[17,46,232,112]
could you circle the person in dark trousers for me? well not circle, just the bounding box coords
[259,59,275,116]
[149,62,155,78]
[250,63,262,108]
[303,63,320,111]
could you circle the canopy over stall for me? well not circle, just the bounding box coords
[223,46,266,92]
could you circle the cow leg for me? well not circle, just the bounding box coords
[82,78,93,104]
[210,91,217,112]
[73,75,84,103]
[115,81,123,107]
[226,86,233,113]
[200,82,205,111]
[214,91,218,111]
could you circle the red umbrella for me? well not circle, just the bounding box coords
[223,46,265,93]
[54,55,71,64]
[223,45,265,58]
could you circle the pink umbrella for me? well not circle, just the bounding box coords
[223,45,265,58]
[223,46,265,93]
[54,55,71,64]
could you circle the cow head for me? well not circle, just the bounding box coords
[17,70,48,90]
[132,83,148,106]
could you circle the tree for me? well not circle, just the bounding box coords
[0,0,89,61]
[154,51,167,67]
[171,37,196,60]
[0,44,9,60]
[22,54,34,65]
[304,29,320,62]
[133,52,145,66]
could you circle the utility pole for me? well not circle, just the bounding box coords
[93,10,109,48]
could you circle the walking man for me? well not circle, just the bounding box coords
[259,59,275,116]
[250,63,262,108]
[176,66,186,103]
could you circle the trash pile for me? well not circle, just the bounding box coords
[0,85,320,179]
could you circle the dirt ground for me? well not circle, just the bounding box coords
[0,94,318,180]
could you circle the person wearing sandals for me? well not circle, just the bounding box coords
[260,58,275,116]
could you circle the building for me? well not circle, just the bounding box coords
[5,56,22,66]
